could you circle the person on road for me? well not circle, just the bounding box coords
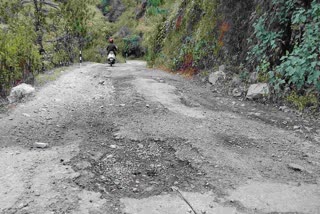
[106,38,118,56]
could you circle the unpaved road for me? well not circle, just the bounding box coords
[0,61,320,214]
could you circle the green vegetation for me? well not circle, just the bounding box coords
[247,0,320,97]
[1,0,319,110]
[287,92,319,111]
[146,0,220,75]
[0,5,41,96]
[0,0,98,96]
[35,67,67,86]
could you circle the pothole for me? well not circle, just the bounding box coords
[70,138,208,199]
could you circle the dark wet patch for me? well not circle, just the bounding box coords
[220,135,261,151]
[70,137,207,199]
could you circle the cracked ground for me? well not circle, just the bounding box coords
[0,61,320,214]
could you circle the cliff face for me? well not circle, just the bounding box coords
[102,0,126,22]
[147,0,258,70]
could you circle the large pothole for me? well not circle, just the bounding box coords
[70,137,208,199]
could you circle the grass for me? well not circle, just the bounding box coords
[286,92,319,112]
[35,67,67,86]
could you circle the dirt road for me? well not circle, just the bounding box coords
[0,61,320,214]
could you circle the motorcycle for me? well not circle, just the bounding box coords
[107,51,116,67]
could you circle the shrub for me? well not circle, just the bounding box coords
[247,0,320,95]
[0,18,41,96]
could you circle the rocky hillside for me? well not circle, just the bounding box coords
[102,0,319,111]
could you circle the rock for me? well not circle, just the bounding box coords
[219,65,226,72]
[110,145,117,149]
[137,143,144,149]
[18,202,28,209]
[293,126,301,130]
[232,88,242,97]
[75,161,92,170]
[279,106,291,113]
[33,142,48,148]
[119,104,126,107]
[288,163,305,172]
[113,132,123,140]
[208,71,226,85]
[132,187,139,193]
[246,83,270,99]
[99,80,105,85]
[8,83,35,103]
[249,72,258,83]
[22,113,31,117]
[231,76,242,87]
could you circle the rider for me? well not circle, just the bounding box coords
[106,38,118,56]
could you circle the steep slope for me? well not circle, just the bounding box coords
[103,0,319,110]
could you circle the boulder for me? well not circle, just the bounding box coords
[208,71,226,86]
[8,83,35,103]
[219,65,226,72]
[246,83,269,99]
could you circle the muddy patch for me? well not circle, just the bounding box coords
[220,135,261,151]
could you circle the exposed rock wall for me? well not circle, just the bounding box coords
[105,0,126,22]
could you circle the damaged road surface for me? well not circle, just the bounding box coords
[0,61,320,214]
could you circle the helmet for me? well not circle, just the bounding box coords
[109,38,114,43]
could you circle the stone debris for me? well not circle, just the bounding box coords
[8,83,35,103]
[18,203,28,209]
[246,83,270,99]
[208,71,226,86]
[219,65,226,72]
[22,113,31,117]
[249,72,258,83]
[33,142,49,148]
[110,145,117,149]
[232,88,242,97]
[293,126,301,130]
[231,76,241,87]
[288,163,305,172]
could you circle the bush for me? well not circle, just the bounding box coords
[247,0,320,95]
[0,19,41,96]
